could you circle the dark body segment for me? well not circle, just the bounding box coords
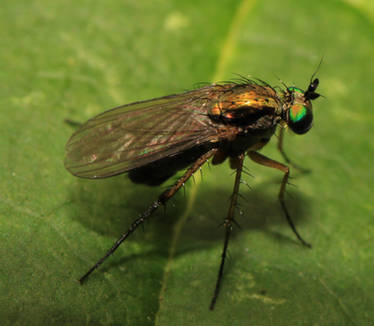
[129,143,214,185]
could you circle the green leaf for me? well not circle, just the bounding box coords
[1,0,373,325]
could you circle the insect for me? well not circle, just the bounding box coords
[64,74,320,310]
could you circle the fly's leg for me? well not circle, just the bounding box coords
[79,148,218,284]
[278,127,310,173]
[248,151,311,248]
[210,154,244,310]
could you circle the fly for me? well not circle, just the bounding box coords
[64,75,321,310]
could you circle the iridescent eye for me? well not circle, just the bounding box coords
[287,104,313,134]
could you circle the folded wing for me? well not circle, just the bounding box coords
[64,85,221,178]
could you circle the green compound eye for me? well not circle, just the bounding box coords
[290,104,307,122]
[287,104,313,134]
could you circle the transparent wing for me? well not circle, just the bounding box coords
[64,85,222,178]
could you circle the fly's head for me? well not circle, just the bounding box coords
[283,78,320,134]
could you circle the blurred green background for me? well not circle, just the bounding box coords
[1,0,373,325]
